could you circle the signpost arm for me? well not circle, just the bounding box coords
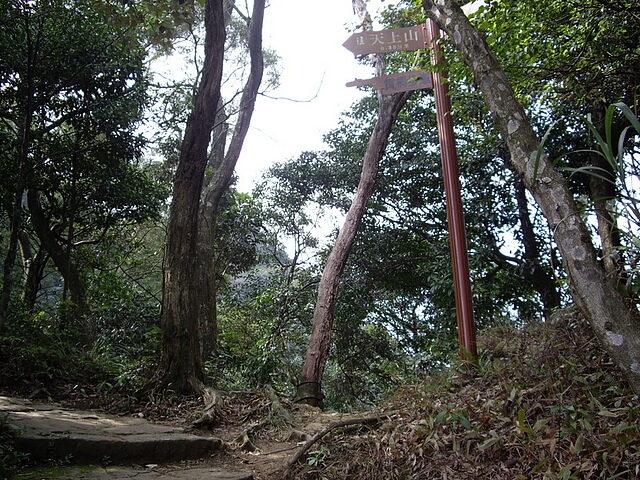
[426,19,477,361]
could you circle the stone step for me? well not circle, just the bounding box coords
[15,465,254,480]
[1,396,253,479]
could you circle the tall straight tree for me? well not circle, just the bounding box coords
[421,0,640,393]
[159,0,265,394]
[159,0,226,394]
[295,0,411,407]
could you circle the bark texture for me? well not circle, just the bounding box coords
[422,0,640,393]
[160,0,226,394]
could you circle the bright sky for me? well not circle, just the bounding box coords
[235,0,391,192]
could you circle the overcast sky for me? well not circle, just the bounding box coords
[235,0,390,192]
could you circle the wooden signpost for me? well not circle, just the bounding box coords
[343,22,478,360]
[342,25,426,54]
[346,70,432,95]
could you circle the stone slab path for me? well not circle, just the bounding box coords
[13,465,253,480]
[0,396,253,480]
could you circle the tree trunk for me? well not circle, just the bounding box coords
[513,176,561,314]
[196,105,228,361]
[196,0,265,361]
[18,229,47,311]
[295,94,410,406]
[422,0,640,393]
[159,0,226,394]
[295,0,411,407]
[0,186,24,330]
[27,188,92,341]
[0,46,34,329]
[589,101,625,279]
[196,187,221,362]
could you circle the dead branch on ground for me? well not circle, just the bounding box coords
[286,412,397,468]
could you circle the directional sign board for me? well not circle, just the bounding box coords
[346,70,432,95]
[342,25,425,55]
[342,20,478,359]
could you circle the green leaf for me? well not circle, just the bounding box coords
[597,409,620,418]
[478,432,501,451]
[571,432,584,455]
[457,411,472,430]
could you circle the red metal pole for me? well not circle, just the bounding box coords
[426,19,477,360]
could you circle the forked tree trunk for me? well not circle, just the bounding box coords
[159,0,226,394]
[196,0,264,361]
[295,0,412,407]
[422,0,640,393]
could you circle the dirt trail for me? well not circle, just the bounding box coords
[204,399,361,479]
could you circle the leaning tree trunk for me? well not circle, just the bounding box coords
[295,0,412,407]
[295,94,409,406]
[196,0,265,361]
[422,0,640,393]
[159,0,226,395]
[27,188,92,342]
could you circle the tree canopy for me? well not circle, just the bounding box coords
[0,0,166,336]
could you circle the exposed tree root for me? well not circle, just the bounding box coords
[233,430,261,452]
[165,382,294,446]
[263,384,293,425]
[193,386,225,427]
[285,412,397,468]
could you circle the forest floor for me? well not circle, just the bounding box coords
[3,387,378,479]
[3,313,640,479]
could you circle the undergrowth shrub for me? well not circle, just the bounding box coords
[90,297,161,392]
[0,412,28,480]
[0,297,160,400]
[0,309,93,396]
